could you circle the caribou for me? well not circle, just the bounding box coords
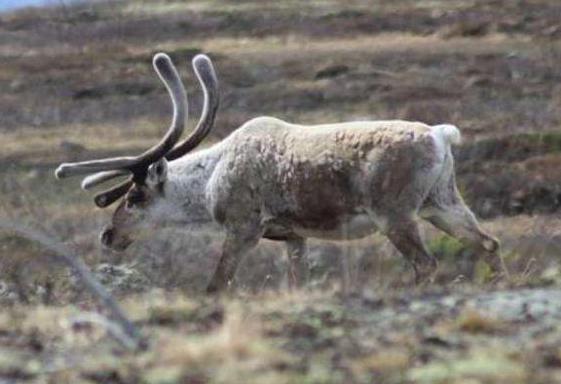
[56,52,501,292]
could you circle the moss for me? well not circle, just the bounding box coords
[428,235,465,261]
[473,260,493,284]
[522,132,561,151]
[408,351,526,383]
[459,131,561,164]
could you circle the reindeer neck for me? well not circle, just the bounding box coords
[162,144,224,224]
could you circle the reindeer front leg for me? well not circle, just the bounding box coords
[206,229,261,294]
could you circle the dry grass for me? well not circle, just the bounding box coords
[0,287,559,383]
[455,309,506,334]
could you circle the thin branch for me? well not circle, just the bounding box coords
[0,219,146,351]
[70,312,139,350]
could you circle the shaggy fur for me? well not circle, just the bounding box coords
[104,116,500,291]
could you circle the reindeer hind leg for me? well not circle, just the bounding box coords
[421,168,502,274]
[385,217,438,284]
[424,202,502,272]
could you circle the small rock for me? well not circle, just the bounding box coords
[438,20,492,38]
[315,64,350,80]
[60,140,85,153]
[464,75,492,89]
[94,263,149,293]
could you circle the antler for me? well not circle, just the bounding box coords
[55,53,188,180]
[87,54,220,208]
[81,170,129,190]
[167,54,219,160]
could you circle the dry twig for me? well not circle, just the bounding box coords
[0,219,146,351]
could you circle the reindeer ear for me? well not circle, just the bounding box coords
[146,158,168,188]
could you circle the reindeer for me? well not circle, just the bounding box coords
[56,52,501,293]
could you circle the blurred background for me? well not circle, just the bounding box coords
[1,0,561,301]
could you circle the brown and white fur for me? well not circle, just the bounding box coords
[104,116,501,292]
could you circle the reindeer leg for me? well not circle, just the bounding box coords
[285,236,308,289]
[423,171,502,275]
[423,202,502,274]
[385,218,438,284]
[206,230,261,294]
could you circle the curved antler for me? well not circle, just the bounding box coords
[81,170,129,190]
[88,54,220,208]
[55,53,188,179]
[83,54,219,191]
[167,54,219,160]
[94,179,134,208]
[94,179,133,208]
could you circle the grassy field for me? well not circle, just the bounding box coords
[1,0,561,383]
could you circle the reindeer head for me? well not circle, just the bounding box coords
[55,53,219,251]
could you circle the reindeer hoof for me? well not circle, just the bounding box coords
[414,260,439,285]
[484,253,505,276]
[483,239,500,253]
[206,286,217,295]
[206,282,221,295]
[206,278,231,295]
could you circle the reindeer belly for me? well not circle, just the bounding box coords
[262,211,377,241]
[264,192,378,240]
[292,212,377,240]
[261,153,378,239]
